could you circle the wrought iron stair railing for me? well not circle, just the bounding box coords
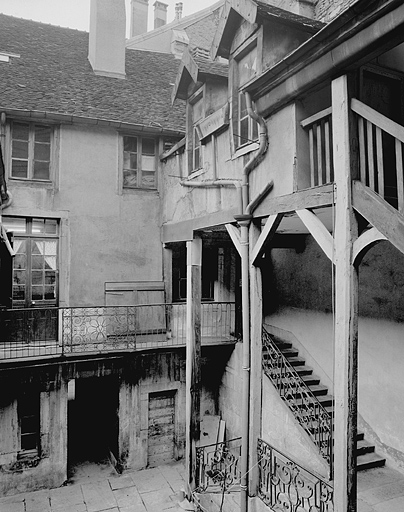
[195,437,242,493]
[257,438,333,512]
[262,327,332,466]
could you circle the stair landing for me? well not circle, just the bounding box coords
[358,465,404,511]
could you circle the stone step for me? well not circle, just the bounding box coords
[301,374,321,386]
[356,452,386,471]
[285,356,306,367]
[356,439,375,456]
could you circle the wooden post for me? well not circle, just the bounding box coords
[185,237,202,490]
[248,220,263,495]
[332,75,359,512]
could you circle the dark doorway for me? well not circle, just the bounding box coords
[148,390,176,467]
[68,376,119,469]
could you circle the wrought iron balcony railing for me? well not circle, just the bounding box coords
[0,302,236,361]
[195,437,242,493]
[258,438,333,512]
[262,328,332,466]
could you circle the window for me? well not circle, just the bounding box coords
[123,135,157,190]
[188,89,204,174]
[233,43,259,150]
[10,121,52,180]
[2,216,59,307]
[18,391,40,457]
[172,244,217,302]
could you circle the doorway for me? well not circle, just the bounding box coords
[68,376,119,473]
[147,390,176,467]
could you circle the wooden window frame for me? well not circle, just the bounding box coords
[122,135,158,191]
[7,120,55,182]
[18,390,40,458]
[187,86,204,175]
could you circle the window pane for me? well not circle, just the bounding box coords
[44,256,56,270]
[13,285,25,301]
[13,123,29,141]
[34,125,51,143]
[124,136,137,152]
[141,154,155,172]
[21,433,37,451]
[44,219,58,235]
[14,253,26,270]
[32,285,44,300]
[11,160,28,178]
[240,118,249,144]
[33,160,50,180]
[45,271,56,285]
[44,240,57,256]
[21,415,38,433]
[32,255,44,270]
[142,138,155,155]
[123,169,138,188]
[193,147,200,170]
[141,171,156,189]
[45,285,56,300]
[32,219,45,234]
[12,140,29,159]
[14,270,26,285]
[32,271,43,286]
[3,217,27,234]
[238,46,257,86]
[124,153,137,170]
[34,142,50,161]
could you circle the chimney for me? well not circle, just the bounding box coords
[130,0,149,37]
[88,0,126,79]
[175,2,183,20]
[154,1,168,29]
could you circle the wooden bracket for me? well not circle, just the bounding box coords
[352,226,387,266]
[226,223,242,257]
[296,208,334,263]
[251,214,283,265]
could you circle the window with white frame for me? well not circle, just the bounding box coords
[123,135,157,190]
[10,121,52,181]
[233,43,259,150]
[188,89,204,174]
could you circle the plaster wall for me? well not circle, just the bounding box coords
[0,369,67,496]
[262,373,329,478]
[6,124,162,307]
[265,238,404,465]
[218,342,243,440]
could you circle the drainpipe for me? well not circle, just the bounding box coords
[238,92,269,512]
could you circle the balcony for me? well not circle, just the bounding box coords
[0,302,237,363]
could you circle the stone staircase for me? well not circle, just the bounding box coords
[263,333,386,471]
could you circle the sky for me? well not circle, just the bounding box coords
[0,0,217,35]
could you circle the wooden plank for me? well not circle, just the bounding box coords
[309,128,315,187]
[375,126,384,197]
[351,98,404,144]
[248,222,263,496]
[296,209,334,262]
[226,223,242,257]
[185,237,202,488]
[332,75,358,512]
[367,120,375,190]
[352,227,387,266]
[300,107,332,128]
[253,184,335,219]
[251,214,283,265]
[358,116,366,184]
[396,139,404,214]
[317,123,323,186]
[352,180,404,255]
[325,119,331,183]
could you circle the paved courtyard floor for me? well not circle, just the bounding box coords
[0,460,187,512]
[1,459,403,512]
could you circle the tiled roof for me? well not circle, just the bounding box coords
[185,6,223,51]
[0,14,186,134]
[255,1,324,32]
[194,56,228,78]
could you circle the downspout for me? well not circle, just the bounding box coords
[237,92,269,512]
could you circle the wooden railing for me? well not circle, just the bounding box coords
[352,98,404,212]
[301,107,333,188]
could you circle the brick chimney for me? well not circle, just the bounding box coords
[154,1,168,29]
[130,0,149,37]
[88,0,126,79]
[175,2,183,21]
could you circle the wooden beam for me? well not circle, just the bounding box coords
[226,223,242,257]
[253,184,335,219]
[251,214,284,265]
[185,237,202,489]
[248,221,263,496]
[296,209,334,262]
[332,75,358,512]
[162,208,239,243]
[352,180,404,256]
[352,227,387,266]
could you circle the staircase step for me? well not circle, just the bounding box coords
[301,374,321,386]
[291,384,329,399]
[356,452,386,471]
[315,394,334,407]
[265,365,314,377]
[272,337,293,350]
[356,431,365,441]
[356,439,375,456]
[280,348,299,358]
[285,356,306,367]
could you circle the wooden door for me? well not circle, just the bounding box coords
[147,391,176,467]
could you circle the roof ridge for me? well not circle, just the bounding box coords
[0,12,87,33]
